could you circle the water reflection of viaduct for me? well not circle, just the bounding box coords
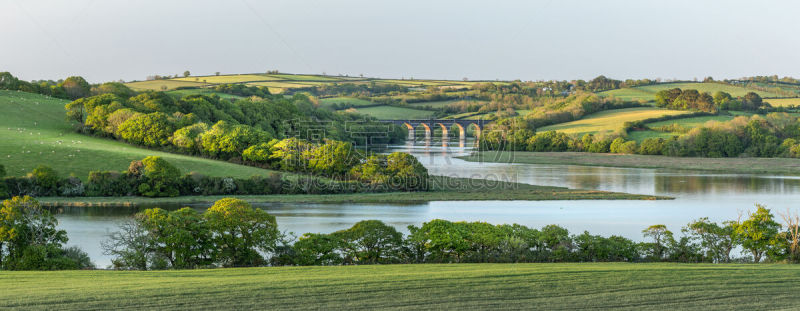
[379,119,486,139]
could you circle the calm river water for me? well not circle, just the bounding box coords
[55,138,800,267]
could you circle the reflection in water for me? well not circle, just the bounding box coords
[55,136,800,267]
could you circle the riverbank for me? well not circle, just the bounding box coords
[2,263,798,309]
[460,151,800,175]
[37,176,667,207]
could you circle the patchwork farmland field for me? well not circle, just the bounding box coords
[765,97,800,107]
[173,74,280,83]
[125,80,208,91]
[539,107,691,136]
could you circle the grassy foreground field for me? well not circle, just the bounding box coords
[0,90,283,179]
[538,107,691,136]
[1,263,798,310]
[461,151,800,175]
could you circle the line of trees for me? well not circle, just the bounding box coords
[3,196,798,270]
[480,112,800,158]
[1,153,428,200]
[0,72,136,100]
[0,196,94,270]
[655,88,767,112]
[93,199,800,270]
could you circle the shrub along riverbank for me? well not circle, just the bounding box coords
[1,156,663,205]
[460,150,800,175]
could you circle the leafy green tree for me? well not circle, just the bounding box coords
[204,198,279,267]
[170,123,209,153]
[65,93,124,128]
[0,196,70,270]
[30,165,60,196]
[269,137,311,171]
[685,218,737,263]
[742,92,763,110]
[137,156,181,197]
[183,71,191,78]
[59,76,91,100]
[539,224,573,261]
[306,140,361,177]
[385,152,429,191]
[334,220,403,264]
[349,155,389,184]
[102,216,151,270]
[105,108,140,135]
[642,224,674,260]
[138,207,213,268]
[407,219,470,263]
[242,139,279,164]
[735,204,783,262]
[199,121,271,159]
[92,82,136,98]
[291,233,344,266]
[117,112,175,147]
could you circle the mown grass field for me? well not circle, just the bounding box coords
[268,73,344,81]
[0,90,281,179]
[538,107,691,136]
[165,88,244,99]
[125,80,208,91]
[765,97,800,107]
[646,115,735,130]
[352,105,436,119]
[318,97,376,108]
[1,263,798,310]
[627,130,678,142]
[462,150,800,175]
[600,82,783,102]
[173,74,280,83]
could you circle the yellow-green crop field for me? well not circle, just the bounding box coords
[539,107,691,135]
[765,97,800,107]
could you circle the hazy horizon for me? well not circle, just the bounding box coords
[2,0,799,83]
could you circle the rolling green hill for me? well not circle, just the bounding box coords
[1,263,798,310]
[0,90,280,179]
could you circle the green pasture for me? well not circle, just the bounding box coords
[318,97,375,109]
[351,105,436,119]
[600,82,783,102]
[0,90,280,180]
[646,115,735,129]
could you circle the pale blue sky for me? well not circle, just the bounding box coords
[1,0,798,83]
